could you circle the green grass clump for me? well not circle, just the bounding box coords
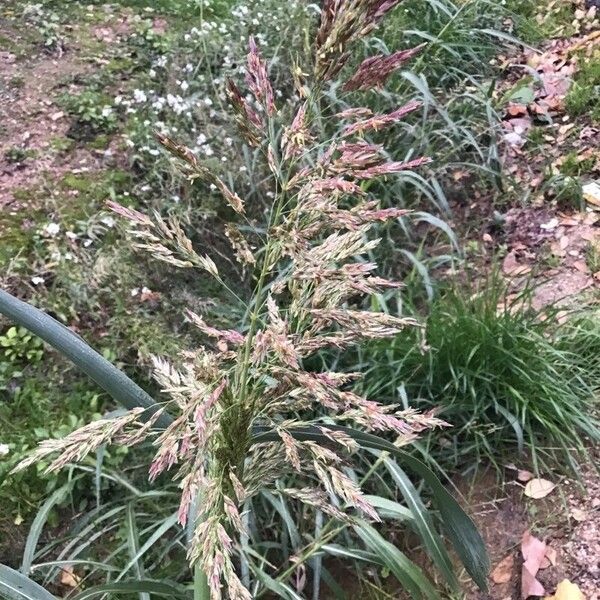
[566,53,600,124]
[359,277,600,473]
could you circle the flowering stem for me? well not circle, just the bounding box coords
[193,564,210,600]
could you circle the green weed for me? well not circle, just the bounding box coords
[358,275,600,474]
[565,53,600,124]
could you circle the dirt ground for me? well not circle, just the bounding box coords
[465,458,600,599]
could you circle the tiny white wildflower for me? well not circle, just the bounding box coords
[133,89,147,103]
[31,276,45,286]
[0,444,9,457]
[42,222,60,237]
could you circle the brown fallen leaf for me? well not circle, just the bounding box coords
[524,478,556,499]
[59,565,81,588]
[559,235,570,250]
[521,531,547,599]
[583,182,600,207]
[503,250,531,276]
[522,531,547,565]
[570,508,586,522]
[545,546,558,567]
[518,470,534,483]
[507,103,528,117]
[492,553,515,584]
[522,564,546,599]
[572,260,589,274]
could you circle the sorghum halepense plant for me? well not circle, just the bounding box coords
[16,1,446,598]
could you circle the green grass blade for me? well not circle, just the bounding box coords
[70,580,191,600]
[378,454,457,590]
[0,565,57,600]
[251,425,490,590]
[362,495,414,522]
[354,523,441,600]
[124,504,151,600]
[249,562,304,600]
[119,512,179,581]
[0,289,171,428]
[21,479,79,575]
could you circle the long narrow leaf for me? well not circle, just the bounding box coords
[354,523,441,600]
[377,454,457,590]
[251,425,490,590]
[21,479,79,575]
[0,289,170,428]
[124,504,150,600]
[119,512,179,581]
[70,580,190,600]
[0,565,56,600]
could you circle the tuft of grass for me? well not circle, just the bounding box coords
[565,52,600,124]
[358,275,600,474]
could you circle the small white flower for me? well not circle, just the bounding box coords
[31,276,45,286]
[42,222,60,237]
[180,80,189,92]
[101,106,113,118]
[131,288,139,297]
[0,444,9,457]
[133,89,147,103]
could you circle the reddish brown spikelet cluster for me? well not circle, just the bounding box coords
[344,45,424,91]
[246,36,276,116]
[342,100,422,136]
[18,6,444,598]
[225,79,263,147]
[315,0,404,80]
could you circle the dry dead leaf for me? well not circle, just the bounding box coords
[572,260,589,274]
[522,531,547,565]
[503,250,531,276]
[522,565,546,599]
[59,566,81,588]
[518,470,534,483]
[545,546,558,567]
[570,508,586,522]
[524,478,556,499]
[521,531,547,599]
[492,553,515,584]
[583,181,600,207]
[507,103,528,117]
[544,579,585,600]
